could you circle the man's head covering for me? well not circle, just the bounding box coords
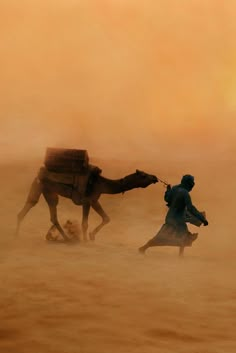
[181,174,195,189]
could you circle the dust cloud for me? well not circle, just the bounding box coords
[0,1,236,353]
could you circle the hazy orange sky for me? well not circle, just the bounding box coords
[1,0,236,162]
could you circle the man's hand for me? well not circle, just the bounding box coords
[203,220,208,226]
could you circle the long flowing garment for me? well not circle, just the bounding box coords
[146,221,197,247]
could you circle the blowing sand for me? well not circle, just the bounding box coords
[0,159,235,353]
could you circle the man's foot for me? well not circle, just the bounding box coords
[138,246,146,254]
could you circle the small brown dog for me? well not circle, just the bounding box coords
[63,220,81,240]
[46,219,81,241]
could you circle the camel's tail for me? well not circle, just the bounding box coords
[16,177,43,235]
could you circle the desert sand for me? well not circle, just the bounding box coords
[0,158,235,353]
[1,1,236,351]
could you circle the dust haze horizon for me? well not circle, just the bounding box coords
[1,0,235,163]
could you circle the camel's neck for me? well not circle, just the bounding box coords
[96,175,139,195]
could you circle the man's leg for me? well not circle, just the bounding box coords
[138,225,167,253]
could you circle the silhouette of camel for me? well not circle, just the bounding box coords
[16,168,158,241]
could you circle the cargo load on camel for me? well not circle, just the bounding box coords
[45,148,89,173]
[40,148,102,203]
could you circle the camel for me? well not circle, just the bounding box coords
[16,168,158,241]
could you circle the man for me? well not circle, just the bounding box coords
[138,174,208,256]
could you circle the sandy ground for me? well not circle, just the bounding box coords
[0,159,235,353]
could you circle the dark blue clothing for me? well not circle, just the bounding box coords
[145,184,207,247]
[164,184,206,234]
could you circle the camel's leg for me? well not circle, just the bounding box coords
[16,178,42,235]
[82,203,90,241]
[89,201,110,240]
[43,192,70,242]
[45,224,57,241]
[179,246,185,257]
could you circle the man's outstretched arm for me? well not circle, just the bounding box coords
[185,192,208,225]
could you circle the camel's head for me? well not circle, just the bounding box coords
[124,169,158,189]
